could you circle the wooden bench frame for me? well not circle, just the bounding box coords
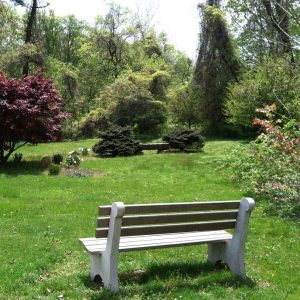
[141,143,170,153]
[79,198,255,292]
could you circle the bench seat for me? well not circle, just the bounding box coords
[80,230,232,254]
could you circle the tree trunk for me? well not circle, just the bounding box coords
[0,140,4,164]
[0,144,13,164]
[206,0,220,6]
[23,0,38,76]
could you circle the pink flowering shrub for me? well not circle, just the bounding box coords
[224,105,300,218]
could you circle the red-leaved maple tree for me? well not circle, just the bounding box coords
[0,71,69,164]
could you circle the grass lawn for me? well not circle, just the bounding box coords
[0,139,299,299]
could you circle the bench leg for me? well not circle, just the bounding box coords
[224,241,246,278]
[89,253,119,292]
[90,254,101,282]
[208,241,246,278]
[207,242,226,264]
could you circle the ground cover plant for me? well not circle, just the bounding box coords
[0,139,299,299]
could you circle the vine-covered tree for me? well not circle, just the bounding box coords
[193,0,240,135]
[0,71,68,163]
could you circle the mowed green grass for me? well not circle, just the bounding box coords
[0,140,299,299]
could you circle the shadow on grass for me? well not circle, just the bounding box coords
[83,261,256,299]
[0,161,45,176]
[168,149,205,154]
[121,261,255,286]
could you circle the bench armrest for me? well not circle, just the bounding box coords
[240,197,255,212]
[105,202,125,254]
[231,197,255,250]
[111,202,125,218]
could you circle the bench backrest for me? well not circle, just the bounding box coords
[141,143,170,151]
[95,201,240,238]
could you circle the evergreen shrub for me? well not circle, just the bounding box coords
[92,126,143,157]
[162,129,205,152]
[52,153,64,165]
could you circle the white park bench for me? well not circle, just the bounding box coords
[79,197,255,292]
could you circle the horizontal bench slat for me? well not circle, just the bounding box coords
[89,235,231,252]
[82,230,231,245]
[97,210,239,227]
[80,230,233,254]
[141,143,170,151]
[99,201,240,216]
[96,220,236,237]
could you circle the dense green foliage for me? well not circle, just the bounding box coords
[0,1,191,137]
[163,130,205,152]
[95,73,167,135]
[168,82,202,128]
[226,57,300,128]
[92,127,143,157]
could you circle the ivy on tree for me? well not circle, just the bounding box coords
[193,0,240,135]
[0,70,68,164]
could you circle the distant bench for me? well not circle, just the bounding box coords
[141,143,170,153]
[79,198,255,292]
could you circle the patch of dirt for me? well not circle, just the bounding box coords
[61,167,103,178]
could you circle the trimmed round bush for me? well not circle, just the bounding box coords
[48,164,61,176]
[52,153,64,165]
[162,129,205,152]
[93,126,143,157]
